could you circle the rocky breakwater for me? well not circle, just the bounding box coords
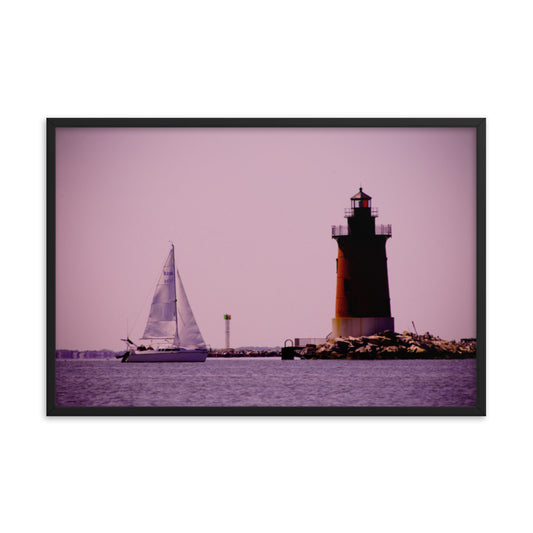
[298,331,476,360]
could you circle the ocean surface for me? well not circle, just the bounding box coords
[55,358,477,407]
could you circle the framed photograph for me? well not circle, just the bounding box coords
[47,118,485,416]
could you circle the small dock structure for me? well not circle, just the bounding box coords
[281,338,327,359]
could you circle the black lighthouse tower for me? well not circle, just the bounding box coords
[331,188,394,338]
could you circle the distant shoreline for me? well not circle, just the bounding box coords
[55,332,476,361]
[56,332,477,361]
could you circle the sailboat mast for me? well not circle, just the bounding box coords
[171,243,179,346]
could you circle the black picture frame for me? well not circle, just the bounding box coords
[47,118,486,416]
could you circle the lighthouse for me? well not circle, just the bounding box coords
[331,188,394,338]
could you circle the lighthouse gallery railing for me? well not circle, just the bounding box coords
[344,207,379,218]
[331,224,392,237]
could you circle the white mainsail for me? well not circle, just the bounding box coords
[142,247,178,342]
[141,245,206,350]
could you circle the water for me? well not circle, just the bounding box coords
[55,358,477,407]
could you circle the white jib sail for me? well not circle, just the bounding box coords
[142,247,178,343]
[176,267,206,349]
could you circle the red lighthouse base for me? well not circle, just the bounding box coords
[332,317,395,338]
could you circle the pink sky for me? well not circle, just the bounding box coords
[55,127,476,350]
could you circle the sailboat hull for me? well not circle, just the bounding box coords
[125,349,208,363]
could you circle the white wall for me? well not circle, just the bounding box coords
[2,1,531,532]
[332,317,395,337]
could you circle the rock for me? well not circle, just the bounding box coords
[382,345,399,353]
[408,345,427,353]
[366,335,394,346]
[302,344,316,356]
[433,341,454,353]
[335,340,351,353]
[347,338,364,348]
[355,345,374,353]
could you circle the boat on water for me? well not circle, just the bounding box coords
[120,244,208,363]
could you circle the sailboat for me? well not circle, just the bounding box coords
[121,244,208,362]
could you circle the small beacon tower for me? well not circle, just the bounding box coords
[224,314,231,349]
[331,188,394,337]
